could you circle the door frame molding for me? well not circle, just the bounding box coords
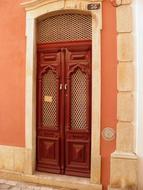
[21,0,102,184]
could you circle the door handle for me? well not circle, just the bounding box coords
[64,84,67,90]
[60,84,63,90]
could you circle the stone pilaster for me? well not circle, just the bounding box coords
[109,1,137,189]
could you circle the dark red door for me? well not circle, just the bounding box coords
[36,41,91,177]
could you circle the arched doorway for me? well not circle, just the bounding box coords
[22,0,102,185]
[36,11,92,177]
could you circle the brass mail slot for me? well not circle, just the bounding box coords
[44,96,53,103]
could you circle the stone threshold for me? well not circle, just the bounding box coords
[0,170,102,190]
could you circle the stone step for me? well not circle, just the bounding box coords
[0,179,74,190]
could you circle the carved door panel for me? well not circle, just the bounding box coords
[37,41,91,177]
[37,48,62,174]
[64,46,91,177]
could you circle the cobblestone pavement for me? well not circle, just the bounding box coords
[0,179,72,190]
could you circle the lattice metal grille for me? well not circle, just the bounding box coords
[71,69,88,129]
[37,13,92,43]
[42,70,57,127]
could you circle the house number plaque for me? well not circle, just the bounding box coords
[87,3,100,10]
[44,96,53,103]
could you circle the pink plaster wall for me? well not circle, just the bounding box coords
[101,1,117,189]
[0,0,25,146]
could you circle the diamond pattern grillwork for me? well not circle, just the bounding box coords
[37,13,92,43]
[71,69,88,129]
[42,70,57,128]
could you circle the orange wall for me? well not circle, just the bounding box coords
[101,1,117,190]
[0,0,25,147]
[0,0,117,189]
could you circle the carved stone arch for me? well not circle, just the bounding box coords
[21,0,102,187]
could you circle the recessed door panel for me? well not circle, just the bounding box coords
[37,49,61,173]
[64,46,91,177]
[37,41,91,177]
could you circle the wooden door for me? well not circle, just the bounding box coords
[36,41,91,177]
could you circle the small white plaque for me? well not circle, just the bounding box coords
[44,96,53,103]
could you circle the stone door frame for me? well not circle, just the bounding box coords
[21,0,103,184]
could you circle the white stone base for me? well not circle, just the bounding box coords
[0,170,102,190]
[110,152,137,189]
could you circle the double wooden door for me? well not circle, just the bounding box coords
[36,41,91,177]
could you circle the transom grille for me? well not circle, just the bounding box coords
[37,13,92,43]
[71,69,88,129]
[42,70,58,128]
